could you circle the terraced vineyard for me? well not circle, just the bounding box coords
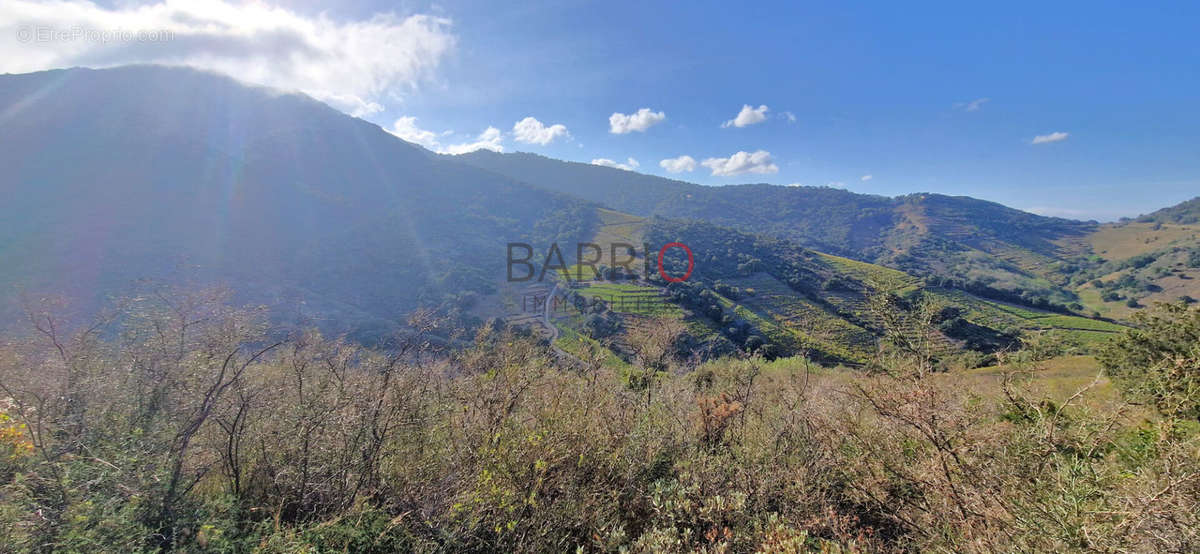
[727,273,877,363]
[928,288,1126,345]
[816,252,921,291]
[574,281,680,317]
[552,322,630,369]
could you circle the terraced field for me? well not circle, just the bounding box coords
[727,273,877,362]
[574,281,680,317]
[816,253,921,291]
[553,323,630,369]
[928,288,1126,345]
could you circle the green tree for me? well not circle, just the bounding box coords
[1099,302,1200,420]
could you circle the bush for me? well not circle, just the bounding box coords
[1100,302,1200,420]
[2,290,1199,552]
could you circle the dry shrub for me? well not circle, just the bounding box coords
[0,290,1197,552]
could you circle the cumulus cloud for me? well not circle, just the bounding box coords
[861,174,873,181]
[609,108,665,134]
[389,116,447,150]
[954,98,990,112]
[701,150,779,176]
[659,155,697,173]
[0,0,455,117]
[443,127,504,154]
[389,117,502,154]
[512,116,569,145]
[721,104,769,128]
[824,181,846,189]
[1032,131,1070,144]
[592,157,639,171]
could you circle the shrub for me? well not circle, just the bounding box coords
[2,289,1199,552]
[1100,301,1200,420]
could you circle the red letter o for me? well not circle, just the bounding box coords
[657,242,694,283]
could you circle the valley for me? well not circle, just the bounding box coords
[1,63,1198,553]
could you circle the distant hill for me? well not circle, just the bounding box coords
[452,150,1096,304]
[1137,196,1200,225]
[0,64,1145,358]
[1058,196,1200,318]
[539,209,1125,365]
[0,66,596,338]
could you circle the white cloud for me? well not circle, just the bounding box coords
[1032,131,1070,144]
[659,155,697,173]
[782,111,797,123]
[860,174,873,181]
[701,150,779,177]
[389,117,502,154]
[609,108,665,134]
[592,157,639,171]
[721,104,769,128]
[824,181,846,189]
[954,98,990,112]
[389,116,446,150]
[443,126,504,154]
[512,116,569,145]
[0,0,455,117]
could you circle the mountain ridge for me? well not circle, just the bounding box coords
[452,149,1096,305]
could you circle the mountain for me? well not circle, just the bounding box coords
[0,66,596,339]
[0,65,1132,360]
[452,150,1097,304]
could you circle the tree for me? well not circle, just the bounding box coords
[1099,302,1200,420]
[625,317,686,401]
[867,292,945,374]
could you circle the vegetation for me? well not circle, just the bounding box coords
[5,65,1200,553]
[2,288,1198,552]
[454,151,1107,309]
[1099,301,1200,420]
[1135,196,1200,225]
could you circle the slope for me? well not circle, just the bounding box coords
[1056,197,1200,318]
[451,150,1096,307]
[0,66,598,339]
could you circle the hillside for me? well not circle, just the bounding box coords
[1054,198,1200,318]
[0,66,598,339]
[1136,196,1200,224]
[0,65,1131,355]
[510,209,1124,367]
[452,150,1096,306]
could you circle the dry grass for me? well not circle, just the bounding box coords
[1087,222,1200,261]
[1,290,1197,552]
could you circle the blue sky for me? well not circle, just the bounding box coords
[5,1,1199,220]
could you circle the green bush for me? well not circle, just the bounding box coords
[1100,301,1200,420]
[1,290,1198,552]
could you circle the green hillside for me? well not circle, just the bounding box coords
[0,67,602,341]
[453,150,1096,309]
[523,208,1127,368]
[1056,215,1200,319]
